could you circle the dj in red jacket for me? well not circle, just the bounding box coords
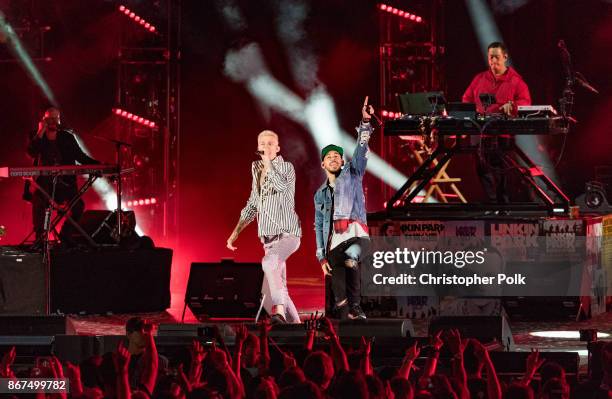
[462,42,532,203]
[462,42,531,115]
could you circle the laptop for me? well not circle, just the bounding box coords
[397,91,446,115]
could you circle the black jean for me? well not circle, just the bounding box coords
[474,137,512,203]
[326,237,368,307]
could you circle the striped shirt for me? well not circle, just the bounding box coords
[239,155,302,238]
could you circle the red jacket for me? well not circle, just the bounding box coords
[462,67,531,114]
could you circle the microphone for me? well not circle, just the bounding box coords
[255,150,264,156]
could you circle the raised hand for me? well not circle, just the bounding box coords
[471,338,490,362]
[36,119,47,138]
[525,348,545,376]
[1,347,16,369]
[362,96,374,121]
[431,330,444,351]
[404,341,421,363]
[234,324,248,345]
[320,317,337,339]
[189,339,206,364]
[50,356,64,379]
[282,351,297,369]
[258,318,272,335]
[113,340,131,374]
[360,336,373,356]
[305,312,320,332]
[444,329,468,356]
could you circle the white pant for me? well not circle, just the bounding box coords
[261,234,301,323]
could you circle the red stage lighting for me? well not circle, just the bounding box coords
[112,108,156,128]
[381,109,403,119]
[377,3,423,23]
[125,197,158,208]
[118,5,158,33]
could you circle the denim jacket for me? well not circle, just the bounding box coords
[314,121,373,261]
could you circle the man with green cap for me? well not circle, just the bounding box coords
[314,96,374,320]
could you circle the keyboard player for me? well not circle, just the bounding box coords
[26,107,100,243]
[462,41,531,203]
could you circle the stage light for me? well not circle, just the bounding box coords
[529,331,610,339]
[224,42,409,190]
[377,3,423,23]
[124,197,157,208]
[381,109,402,119]
[112,108,156,128]
[0,10,57,106]
[117,5,157,34]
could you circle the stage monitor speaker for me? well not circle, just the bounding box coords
[502,297,585,320]
[428,315,514,350]
[185,260,263,319]
[490,351,579,375]
[51,248,172,314]
[575,181,612,214]
[0,249,46,314]
[53,335,103,364]
[0,315,68,335]
[338,319,415,337]
[71,210,136,245]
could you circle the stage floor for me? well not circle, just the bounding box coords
[65,278,611,370]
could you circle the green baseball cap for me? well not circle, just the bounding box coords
[321,144,344,160]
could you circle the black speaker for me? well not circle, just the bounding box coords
[0,315,68,335]
[0,249,46,314]
[337,319,415,337]
[185,260,264,319]
[51,248,172,314]
[71,210,136,245]
[53,335,103,364]
[502,296,585,320]
[490,351,579,375]
[428,315,514,349]
[575,181,612,214]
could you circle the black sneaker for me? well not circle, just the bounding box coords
[270,313,287,325]
[348,304,366,320]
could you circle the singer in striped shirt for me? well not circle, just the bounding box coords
[227,130,302,324]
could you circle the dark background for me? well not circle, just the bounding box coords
[0,0,609,293]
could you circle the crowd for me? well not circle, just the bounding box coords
[1,316,611,399]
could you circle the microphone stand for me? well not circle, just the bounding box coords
[557,40,599,120]
[110,138,132,243]
[85,132,132,244]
